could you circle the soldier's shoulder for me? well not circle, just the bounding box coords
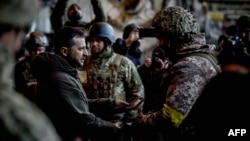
[118,54,135,65]
[0,92,61,141]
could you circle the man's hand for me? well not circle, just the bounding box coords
[144,58,152,68]
[134,108,156,127]
[114,100,130,107]
[125,27,141,47]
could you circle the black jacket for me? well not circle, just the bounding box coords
[113,38,142,67]
[30,52,120,141]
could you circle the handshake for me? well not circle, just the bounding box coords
[113,97,144,113]
[112,97,155,128]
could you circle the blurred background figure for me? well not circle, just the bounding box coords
[113,23,143,67]
[137,47,170,114]
[236,14,250,53]
[14,32,49,103]
[50,0,106,33]
[0,0,61,141]
[217,25,238,54]
[217,14,250,66]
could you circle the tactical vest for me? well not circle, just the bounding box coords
[80,54,123,99]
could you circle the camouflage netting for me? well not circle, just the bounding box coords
[152,6,199,36]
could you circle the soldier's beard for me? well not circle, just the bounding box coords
[68,11,82,22]
[65,56,82,68]
[91,44,109,58]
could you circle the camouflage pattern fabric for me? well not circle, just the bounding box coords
[14,56,38,102]
[83,47,144,121]
[0,44,61,141]
[136,33,218,129]
[152,6,199,36]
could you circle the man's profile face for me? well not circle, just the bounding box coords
[68,37,88,67]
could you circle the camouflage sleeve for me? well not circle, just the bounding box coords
[136,62,207,128]
[0,46,61,141]
[14,61,27,94]
[0,91,61,141]
[121,57,144,99]
[120,57,145,119]
[162,62,208,127]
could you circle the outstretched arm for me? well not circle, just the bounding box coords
[50,0,69,33]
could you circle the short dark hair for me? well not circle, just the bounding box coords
[54,26,85,54]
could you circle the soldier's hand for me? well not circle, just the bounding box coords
[114,100,130,107]
[135,108,152,125]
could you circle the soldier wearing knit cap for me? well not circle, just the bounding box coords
[113,23,143,67]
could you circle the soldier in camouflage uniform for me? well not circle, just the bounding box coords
[133,6,220,140]
[14,32,49,103]
[82,22,144,124]
[0,0,61,141]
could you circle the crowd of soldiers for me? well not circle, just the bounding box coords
[1,0,250,141]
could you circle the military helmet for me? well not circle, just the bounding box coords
[25,32,49,50]
[152,6,199,36]
[236,14,250,30]
[0,0,38,27]
[88,22,115,43]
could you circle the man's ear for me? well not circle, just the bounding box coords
[60,47,69,57]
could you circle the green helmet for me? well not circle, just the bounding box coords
[152,6,199,36]
[0,0,39,27]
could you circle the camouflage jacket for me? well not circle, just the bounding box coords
[137,33,220,129]
[14,55,37,102]
[0,44,61,141]
[83,47,144,121]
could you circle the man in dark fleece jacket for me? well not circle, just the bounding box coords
[30,26,128,141]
